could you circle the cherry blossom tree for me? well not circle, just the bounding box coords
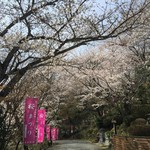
[0,0,149,97]
[0,0,149,148]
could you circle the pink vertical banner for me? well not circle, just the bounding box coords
[46,125,51,141]
[56,128,59,140]
[23,97,38,144]
[51,128,57,141]
[37,109,46,143]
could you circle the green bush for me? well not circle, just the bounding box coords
[131,118,147,125]
[117,123,129,136]
[128,125,150,136]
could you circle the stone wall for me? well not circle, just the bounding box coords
[113,136,150,150]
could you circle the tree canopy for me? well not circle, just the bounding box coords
[0,0,149,97]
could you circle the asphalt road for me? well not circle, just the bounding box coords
[47,140,103,150]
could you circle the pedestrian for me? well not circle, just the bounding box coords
[99,128,105,143]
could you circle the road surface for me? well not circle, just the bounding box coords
[47,140,104,150]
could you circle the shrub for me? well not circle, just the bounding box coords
[117,123,129,136]
[133,118,147,125]
[128,125,150,136]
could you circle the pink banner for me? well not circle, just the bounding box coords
[46,125,51,141]
[51,128,57,141]
[37,109,46,143]
[56,127,59,140]
[23,97,38,144]
[57,128,59,140]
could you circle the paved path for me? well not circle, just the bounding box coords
[47,140,104,150]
